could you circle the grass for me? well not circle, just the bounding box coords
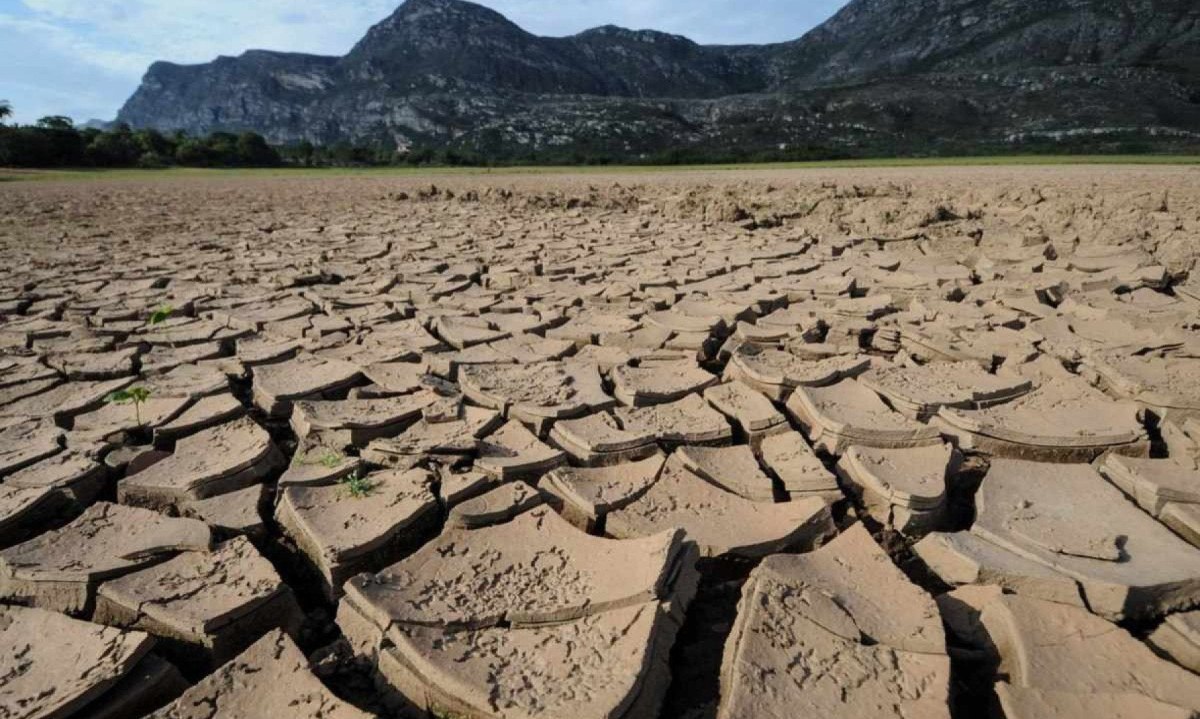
[147,304,175,325]
[2,154,1199,183]
[317,450,344,469]
[339,470,376,500]
[292,448,345,469]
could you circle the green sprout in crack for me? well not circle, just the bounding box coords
[339,470,376,500]
[148,304,175,326]
[106,386,152,427]
[293,448,345,469]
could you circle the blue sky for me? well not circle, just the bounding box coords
[0,0,846,125]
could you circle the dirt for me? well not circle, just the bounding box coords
[2,164,1200,717]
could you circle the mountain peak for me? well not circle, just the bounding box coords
[576,24,694,45]
[398,0,475,8]
[349,0,526,58]
[117,0,1200,158]
[380,0,513,29]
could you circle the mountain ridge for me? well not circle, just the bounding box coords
[116,0,1200,157]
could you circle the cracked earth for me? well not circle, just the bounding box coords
[2,165,1200,718]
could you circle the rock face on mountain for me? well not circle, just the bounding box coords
[117,0,1200,157]
[769,0,1200,89]
[343,2,770,98]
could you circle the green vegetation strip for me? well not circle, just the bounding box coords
[2,155,1199,183]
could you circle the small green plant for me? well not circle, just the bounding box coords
[339,470,376,500]
[148,304,175,325]
[106,386,152,427]
[293,448,344,468]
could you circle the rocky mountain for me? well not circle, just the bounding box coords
[769,0,1200,88]
[117,0,1200,158]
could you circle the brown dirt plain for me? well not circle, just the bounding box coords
[3,165,1200,718]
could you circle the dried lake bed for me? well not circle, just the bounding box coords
[2,165,1200,718]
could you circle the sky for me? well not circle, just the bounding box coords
[0,0,846,125]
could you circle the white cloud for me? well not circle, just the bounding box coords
[0,16,137,123]
[0,13,151,76]
[454,0,842,44]
[1,0,846,124]
[17,0,401,69]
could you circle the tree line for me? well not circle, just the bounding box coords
[0,99,955,170]
[1,99,1193,170]
[0,103,281,168]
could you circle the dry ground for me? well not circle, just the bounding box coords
[2,165,1200,719]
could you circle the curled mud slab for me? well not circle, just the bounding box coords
[933,377,1149,462]
[837,442,959,535]
[147,629,370,719]
[475,420,567,480]
[675,445,777,502]
[340,505,699,719]
[0,604,187,719]
[118,416,284,509]
[950,591,1200,716]
[339,507,692,636]
[725,346,870,401]
[0,502,211,615]
[860,361,1033,421]
[757,431,842,500]
[1098,454,1200,547]
[251,353,362,418]
[276,468,440,600]
[94,536,303,670]
[788,378,944,453]
[460,361,613,430]
[446,480,544,529]
[606,454,833,558]
[718,525,950,719]
[920,459,1200,621]
[385,601,681,719]
[540,452,667,530]
[612,362,718,407]
[702,380,788,441]
[548,411,657,466]
[615,394,735,449]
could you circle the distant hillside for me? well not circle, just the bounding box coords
[116,0,1200,158]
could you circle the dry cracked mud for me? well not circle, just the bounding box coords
[3,165,1200,718]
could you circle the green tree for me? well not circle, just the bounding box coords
[36,116,74,130]
[86,123,140,166]
[174,139,212,166]
[137,151,168,169]
[295,140,315,167]
[37,120,86,166]
[135,128,173,157]
[0,100,11,124]
[204,132,240,165]
[235,132,280,166]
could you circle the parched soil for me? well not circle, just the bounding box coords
[3,165,1200,718]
